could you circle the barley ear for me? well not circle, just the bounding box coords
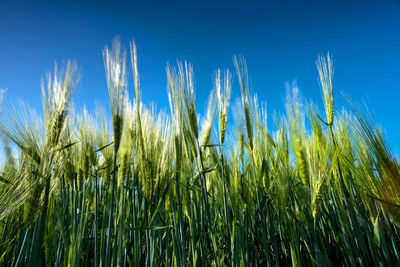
[295,140,309,186]
[219,113,227,144]
[244,106,253,150]
[113,114,123,154]
[239,132,244,167]
[216,69,231,144]
[103,37,127,154]
[118,151,129,187]
[317,53,334,127]
[312,176,326,218]
[188,106,199,140]
[234,55,253,150]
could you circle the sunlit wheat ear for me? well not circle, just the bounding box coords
[216,69,232,144]
[349,99,400,213]
[181,62,199,140]
[130,40,140,103]
[239,131,244,165]
[317,53,334,127]
[103,37,128,154]
[0,98,44,169]
[200,90,216,145]
[118,150,129,187]
[113,114,123,153]
[336,111,355,164]
[234,55,253,150]
[188,106,198,139]
[295,139,309,185]
[308,104,326,149]
[167,65,191,160]
[185,126,198,159]
[286,86,309,185]
[42,62,78,149]
[130,39,146,161]
[168,61,198,144]
[311,174,326,218]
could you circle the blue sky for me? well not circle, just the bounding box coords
[0,0,399,154]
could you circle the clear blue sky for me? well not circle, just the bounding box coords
[1,0,399,154]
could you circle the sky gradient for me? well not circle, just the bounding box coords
[1,0,399,154]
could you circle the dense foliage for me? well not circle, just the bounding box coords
[0,39,399,266]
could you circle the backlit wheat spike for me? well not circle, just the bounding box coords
[244,106,253,150]
[308,104,326,150]
[200,90,216,146]
[311,166,326,218]
[317,53,334,127]
[186,127,198,159]
[286,85,309,185]
[296,140,309,186]
[239,132,244,167]
[188,109,199,142]
[234,55,253,150]
[0,105,32,161]
[103,37,127,154]
[130,40,140,104]
[130,40,145,158]
[41,62,77,150]
[332,112,355,171]
[188,106,198,140]
[113,114,123,154]
[350,100,400,222]
[262,159,270,192]
[185,63,199,139]
[216,69,232,144]
[167,62,198,160]
[118,151,129,187]
[75,108,95,192]
[167,68,188,161]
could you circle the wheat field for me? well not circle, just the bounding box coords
[0,38,399,266]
